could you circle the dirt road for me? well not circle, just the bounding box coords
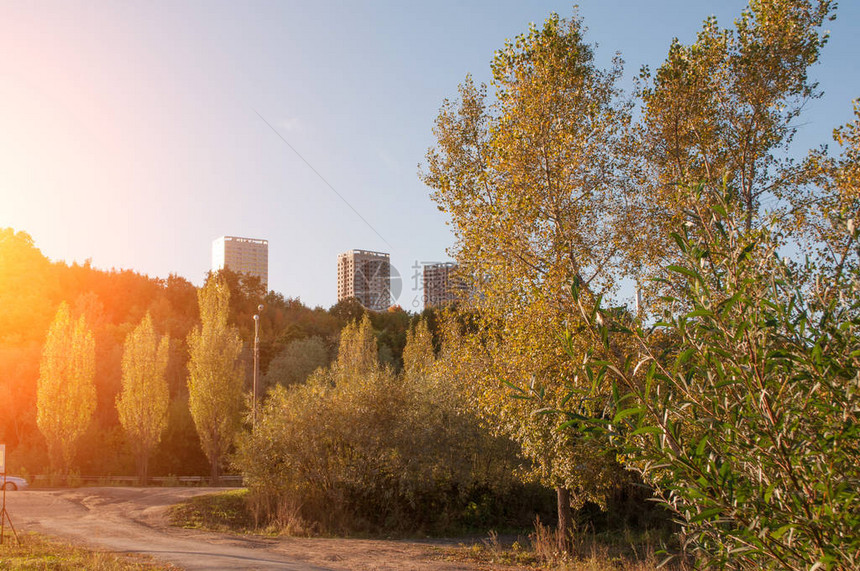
[4,488,486,571]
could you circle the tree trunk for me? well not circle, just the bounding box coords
[138,452,149,486]
[556,486,573,553]
[210,454,221,486]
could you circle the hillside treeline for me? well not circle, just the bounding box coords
[0,228,418,479]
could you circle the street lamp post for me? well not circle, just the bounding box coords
[252,304,263,427]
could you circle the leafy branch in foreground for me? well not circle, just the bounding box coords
[565,186,860,569]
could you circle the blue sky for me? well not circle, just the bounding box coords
[1,1,858,309]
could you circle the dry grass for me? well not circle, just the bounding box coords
[445,517,676,571]
[170,491,681,570]
[0,532,176,570]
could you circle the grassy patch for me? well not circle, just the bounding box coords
[168,489,254,533]
[0,532,175,570]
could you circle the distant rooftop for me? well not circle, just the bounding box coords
[338,249,389,258]
[219,236,268,245]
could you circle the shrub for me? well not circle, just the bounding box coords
[233,318,520,534]
[568,189,860,568]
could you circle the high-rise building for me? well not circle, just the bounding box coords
[423,262,465,307]
[337,249,391,311]
[212,236,269,289]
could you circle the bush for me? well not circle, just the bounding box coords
[234,362,522,534]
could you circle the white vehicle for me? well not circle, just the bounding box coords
[2,476,28,491]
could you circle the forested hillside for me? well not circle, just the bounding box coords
[0,227,419,478]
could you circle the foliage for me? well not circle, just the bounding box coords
[797,101,860,276]
[422,12,637,541]
[0,229,204,478]
[329,296,367,325]
[403,318,435,381]
[438,312,625,505]
[186,277,245,484]
[334,314,378,378]
[233,318,519,534]
[260,336,330,392]
[0,229,57,346]
[0,226,419,479]
[37,302,96,474]
[117,312,170,484]
[568,187,860,569]
[0,230,56,460]
[638,0,834,238]
[151,397,209,477]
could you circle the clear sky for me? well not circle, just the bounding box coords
[2,1,858,310]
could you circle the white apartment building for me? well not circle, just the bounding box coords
[212,236,269,289]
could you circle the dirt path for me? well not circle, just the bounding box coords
[4,488,491,571]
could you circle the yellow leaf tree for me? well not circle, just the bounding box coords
[402,318,434,382]
[187,277,244,485]
[799,102,860,279]
[639,0,834,236]
[116,312,170,485]
[335,314,378,379]
[37,302,96,475]
[423,13,641,548]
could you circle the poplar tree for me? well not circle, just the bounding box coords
[335,314,378,379]
[117,312,170,485]
[639,0,834,236]
[37,302,96,475]
[187,277,244,485]
[799,102,860,277]
[423,13,638,548]
[402,319,434,382]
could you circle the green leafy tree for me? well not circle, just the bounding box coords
[116,312,170,485]
[261,336,330,392]
[422,13,636,547]
[187,277,244,485]
[37,302,96,475]
[329,297,367,326]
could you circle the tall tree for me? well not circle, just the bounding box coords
[335,314,378,378]
[422,13,636,548]
[569,186,860,569]
[639,0,834,235]
[402,319,434,382]
[0,229,55,451]
[186,277,244,485]
[798,101,860,279]
[116,312,170,485]
[37,302,96,475]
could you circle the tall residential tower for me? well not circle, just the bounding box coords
[337,249,391,311]
[423,262,465,307]
[212,236,269,289]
